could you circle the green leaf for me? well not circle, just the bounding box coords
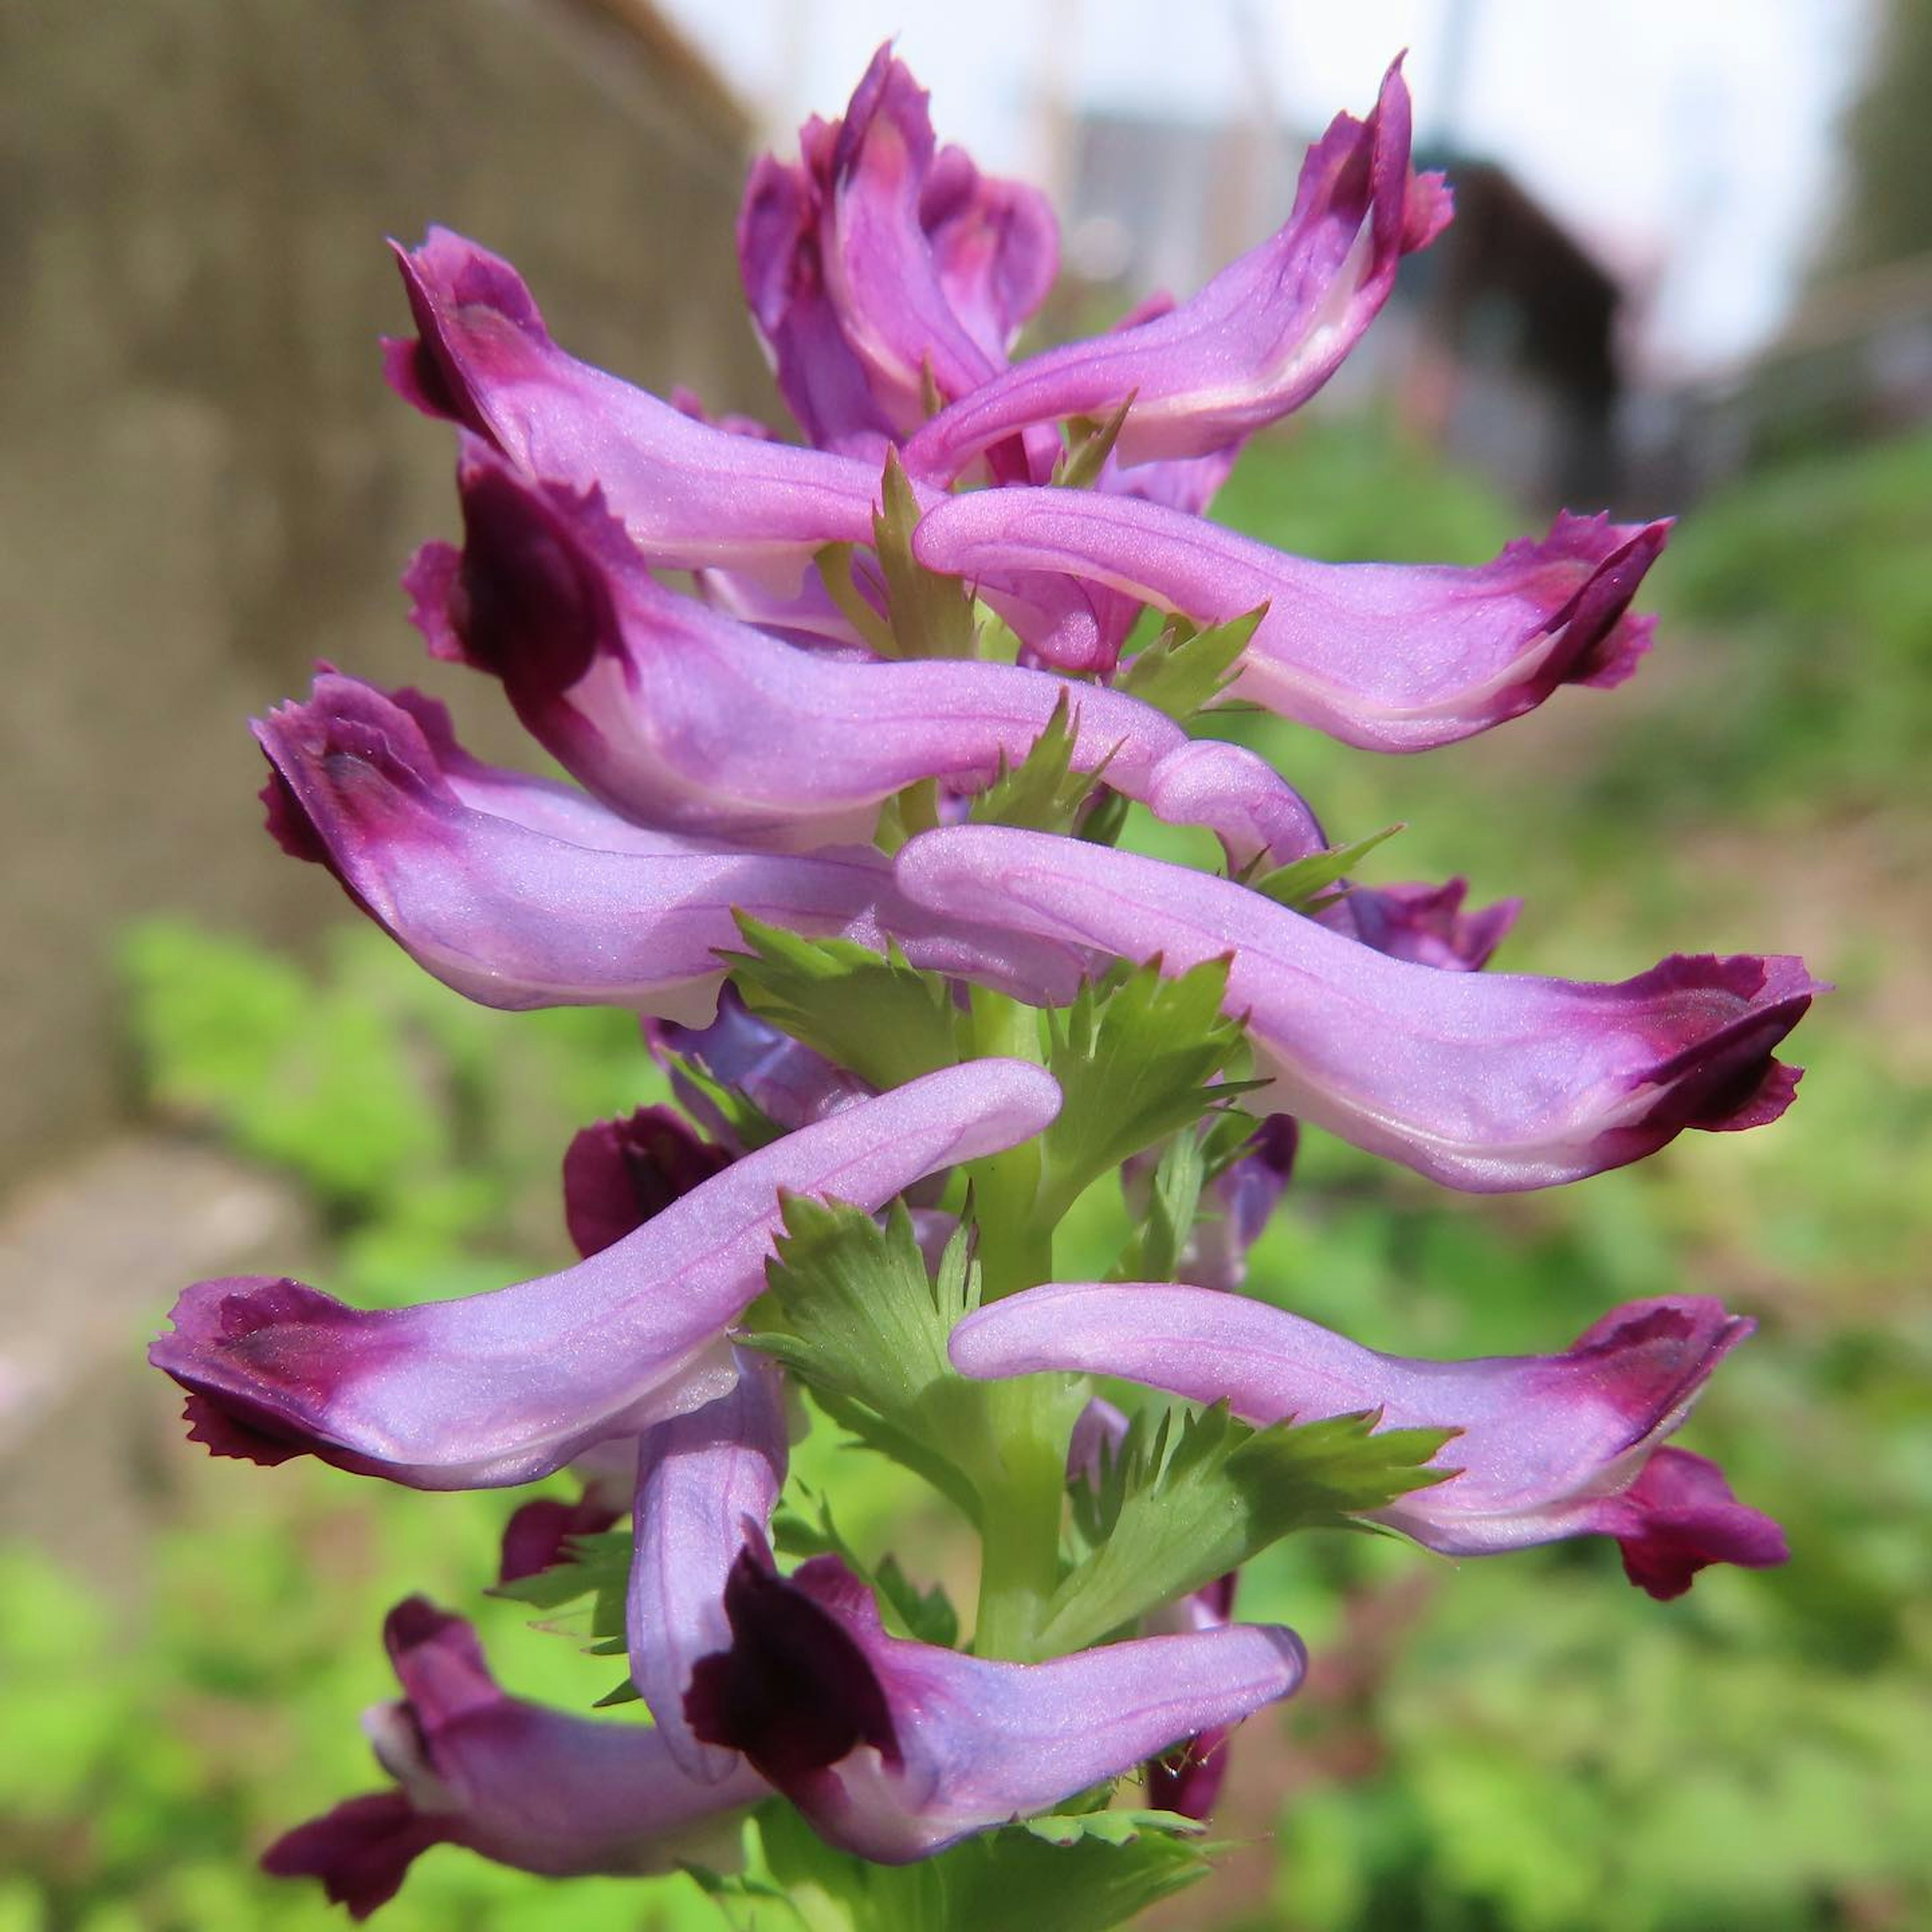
[489,1529,631,1646]
[812,542,896,655]
[667,1054,786,1152]
[1036,959,1254,1226]
[1116,606,1266,721]
[741,1201,989,1522]
[1109,1129,1205,1283]
[1051,391,1136,491]
[723,917,963,1091]
[1250,823,1405,910]
[968,691,1111,836]
[874,449,977,659]
[1043,1406,1455,1655]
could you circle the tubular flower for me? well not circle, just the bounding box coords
[913,490,1667,733]
[896,828,1819,1192]
[952,1285,1787,1594]
[148,1060,1060,1488]
[683,1551,1307,1863]
[739,43,1056,456]
[255,671,1085,1018]
[386,226,886,577]
[261,1599,767,1919]
[902,59,1448,483]
[1121,1115,1299,1294]
[409,441,1327,867]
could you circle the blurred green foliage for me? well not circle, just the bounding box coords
[4,420,1927,1929]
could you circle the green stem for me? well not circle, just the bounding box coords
[961,987,1051,1301]
[972,1375,1071,1661]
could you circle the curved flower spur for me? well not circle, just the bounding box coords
[147,34,1823,1926]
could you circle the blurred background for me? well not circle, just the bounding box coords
[2,1,1927,1926]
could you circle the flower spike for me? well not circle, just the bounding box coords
[261,1599,767,1918]
[952,1286,1787,1594]
[895,828,1820,1191]
[150,1059,1061,1489]
[684,1552,1306,1862]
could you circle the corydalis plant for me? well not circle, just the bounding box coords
[151,44,1815,1930]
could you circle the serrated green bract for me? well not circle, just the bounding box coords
[1115,606,1265,722]
[739,1200,989,1524]
[691,1797,1210,1932]
[874,450,977,659]
[1036,959,1255,1228]
[968,692,1112,837]
[1051,392,1136,491]
[1249,823,1405,911]
[1020,1809,1207,1849]
[1042,1406,1456,1655]
[490,1528,631,1644]
[1108,1129,1205,1283]
[723,917,963,1092]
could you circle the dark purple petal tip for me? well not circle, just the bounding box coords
[562,1107,733,1259]
[1605,1447,1789,1599]
[261,1791,447,1922]
[685,1552,899,1783]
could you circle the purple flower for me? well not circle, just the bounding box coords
[902,61,1449,485]
[409,444,1329,867]
[913,490,1668,737]
[148,1059,1061,1489]
[261,1599,767,1918]
[386,227,884,576]
[951,1286,1787,1595]
[255,672,1084,1019]
[894,828,1820,1191]
[629,1351,790,1783]
[739,44,1056,457]
[655,988,872,1143]
[683,1551,1306,1862]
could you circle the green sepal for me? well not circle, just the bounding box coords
[667,1054,785,1153]
[874,449,977,659]
[1051,391,1136,491]
[691,1796,1212,1932]
[739,1200,988,1524]
[723,916,964,1092]
[1116,605,1265,721]
[1035,958,1254,1227]
[968,691,1112,836]
[1042,1405,1456,1656]
[1248,823,1405,910]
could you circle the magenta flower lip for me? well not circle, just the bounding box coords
[684,1551,1306,1862]
[149,1060,1061,1489]
[951,1285,1787,1593]
[895,827,1822,1191]
[913,490,1670,746]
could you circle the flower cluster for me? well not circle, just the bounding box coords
[151,47,1814,1925]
